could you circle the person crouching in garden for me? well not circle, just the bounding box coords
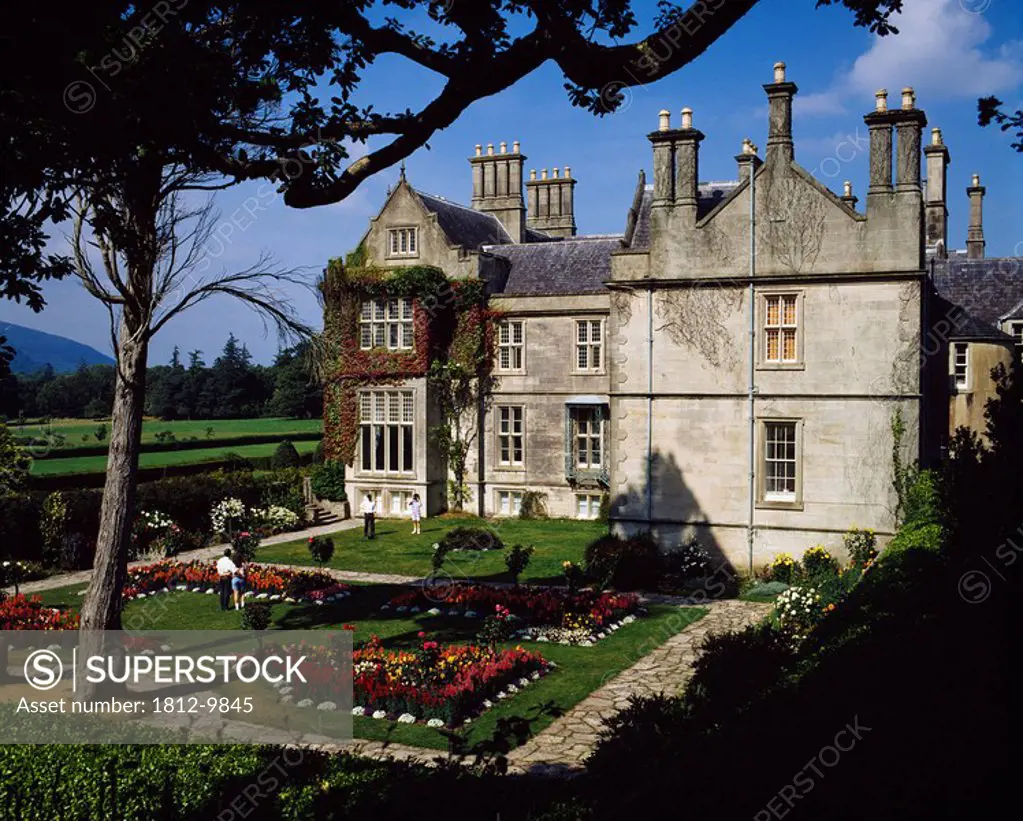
[408,493,423,536]
[231,565,246,610]
[361,493,377,540]
[216,548,237,611]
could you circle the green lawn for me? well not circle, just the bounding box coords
[15,416,322,445]
[35,582,705,750]
[29,438,319,476]
[258,515,607,583]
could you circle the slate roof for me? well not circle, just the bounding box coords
[485,236,624,296]
[931,256,1023,341]
[417,192,512,248]
[625,181,740,249]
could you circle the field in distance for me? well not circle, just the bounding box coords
[15,416,322,446]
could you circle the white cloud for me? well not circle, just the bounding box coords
[798,0,1023,116]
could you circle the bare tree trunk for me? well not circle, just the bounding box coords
[80,319,148,633]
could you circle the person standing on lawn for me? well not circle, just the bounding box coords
[231,565,246,610]
[361,493,377,540]
[215,549,237,611]
[408,493,423,535]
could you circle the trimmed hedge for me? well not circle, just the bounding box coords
[1,469,305,568]
[21,431,321,459]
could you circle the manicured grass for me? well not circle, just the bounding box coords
[258,515,606,584]
[34,581,706,750]
[29,438,319,476]
[15,416,322,445]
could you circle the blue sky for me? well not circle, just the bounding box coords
[2,0,1021,365]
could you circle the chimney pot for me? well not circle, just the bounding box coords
[774,61,786,83]
[475,144,482,157]
[512,140,520,153]
[487,143,494,156]
[553,167,559,179]
[541,168,547,180]
[844,180,852,197]
[875,89,888,113]
[932,127,942,146]
[972,173,980,187]
[901,87,915,110]
[564,165,571,178]
[681,107,693,129]
[658,109,671,131]
[499,141,507,154]
[529,168,536,180]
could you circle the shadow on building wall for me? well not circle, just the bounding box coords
[610,448,740,586]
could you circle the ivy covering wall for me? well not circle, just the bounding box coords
[319,256,496,468]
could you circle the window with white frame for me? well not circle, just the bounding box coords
[359,390,415,473]
[497,490,522,516]
[360,298,414,350]
[576,494,602,519]
[389,490,411,515]
[575,319,603,371]
[497,320,524,371]
[764,294,799,364]
[1010,322,1023,356]
[762,421,799,502]
[387,227,418,257]
[497,406,524,466]
[953,342,969,389]
[571,407,603,469]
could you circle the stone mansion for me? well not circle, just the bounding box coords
[326,63,1023,570]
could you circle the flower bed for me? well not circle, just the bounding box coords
[277,635,551,726]
[122,561,352,604]
[381,584,640,645]
[0,594,80,630]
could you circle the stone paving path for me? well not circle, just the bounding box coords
[505,599,772,776]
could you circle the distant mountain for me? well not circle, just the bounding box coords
[1,323,115,374]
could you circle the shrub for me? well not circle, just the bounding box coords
[230,531,261,564]
[0,492,44,562]
[518,490,548,520]
[665,537,711,579]
[40,489,102,570]
[94,423,108,442]
[767,552,799,584]
[476,605,514,648]
[584,532,662,591]
[597,492,611,523]
[774,585,823,644]
[742,579,790,601]
[431,540,452,571]
[844,527,879,568]
[801,545,839,580]
[505,544,535,585]
[271,439,301,469]
[437,525,503,553]
[210,497,247,538]
[311,440,325,465]
[684,622,796,718]
[249,505,300,535]
[220,451,253,471]
[310,459,346,502]
[307,535,335,566]
[562,560,585,593]
[241,602,273,630]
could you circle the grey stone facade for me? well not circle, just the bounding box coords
[336,63,1020,572]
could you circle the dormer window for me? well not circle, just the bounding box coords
[388,227,418,257]
[360,298,414,350]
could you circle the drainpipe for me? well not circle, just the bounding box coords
[747,165,757,574]
[647,281,654,527]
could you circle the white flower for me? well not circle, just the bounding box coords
[397,713,416,724]
[280,695,293,704]
[317,702,337,711]
[427,608,441,616]
[518,678,530,688]
[427,718,444,728]
[372,710,387,720]
[296,699,314,708]
[530,671,541,681]
[279,687,293,696]
[352,706,366,716]
[482,699,493,709]
[465,610,477,619]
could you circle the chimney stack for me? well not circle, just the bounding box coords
[470,139,526,242]
[864,90,894,201]
[764,62,797,164]
[526,163,577,237]
[735,138,762,184]
[648,106,704,222]
[967,173,986,259]
[894,87,925,194]
[923,127,950,255]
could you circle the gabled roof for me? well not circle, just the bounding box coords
[484,236,623,296]
[415,191,512,248]
[931,257,1023,341]
[623,181,741,250]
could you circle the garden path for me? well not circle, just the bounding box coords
[504,599,772,776]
